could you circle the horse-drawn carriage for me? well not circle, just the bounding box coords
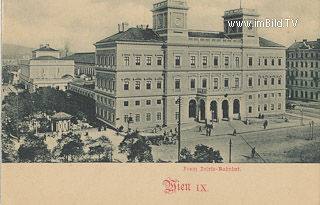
[139,132,176,146]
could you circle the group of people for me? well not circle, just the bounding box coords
[199,123,214,136]
[163,128,177,143]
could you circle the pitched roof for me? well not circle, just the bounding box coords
[188,31,230,39]
[287,40,320,50]
[259,37,284,48]
[51,112,72,120]
[61,52,95,65]
[33,47,58,52]
[33,56,60,60]
[96,28,163,44]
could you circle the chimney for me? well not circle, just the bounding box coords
[118,24,122,33]
[122,22,129,32]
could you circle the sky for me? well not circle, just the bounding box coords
[2,0,319,52]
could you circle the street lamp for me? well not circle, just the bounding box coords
[176,96,181,162]
[300,109,303,125]
[127,113,133,133]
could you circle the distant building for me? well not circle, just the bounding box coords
[32,44,60,59]
[92,0,286,129]
[286,39,320,101]
[61,52,95,77]
[19,44,75,92]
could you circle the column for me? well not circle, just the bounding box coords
[205,99,211,123]
[217,100,222,123]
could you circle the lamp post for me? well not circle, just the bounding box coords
[176,96,181,162]
[300,109,303,125]
[229,139,232,163]
[127,113,133,133]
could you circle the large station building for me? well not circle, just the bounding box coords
[93,0,286,129]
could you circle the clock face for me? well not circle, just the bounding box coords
[172,13,184,28]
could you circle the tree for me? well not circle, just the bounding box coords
[17,134,51,163]
[119,132,154,163]
[1,134,18,163]
[53,133,84,162]
[179,144,223,163]
[86,135,113,162]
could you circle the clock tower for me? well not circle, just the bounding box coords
[152,0,189,42]
[223,8,260,47]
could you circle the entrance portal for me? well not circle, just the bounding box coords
[210,101,218,121]
[189,100,197,118]
[222,100,229,120]
[199,100,205,121]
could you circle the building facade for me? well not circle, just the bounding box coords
[19,45,75,92]
[61,52,96,77]
[93,0,286,129]
[286,39,320,101]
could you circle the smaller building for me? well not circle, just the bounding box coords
[19,44,75,92]
[61,52,95,77]
[51,112,72,133]
[286,39,320,102]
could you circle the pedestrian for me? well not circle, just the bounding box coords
[175,127,177,134]
[206,127,208,136]
[251,147,256,158]
[199,126,202,132]
[208,128,211,136]
[233,129,237,136]
[263,121,266,129]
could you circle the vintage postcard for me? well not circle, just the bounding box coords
[1,0,319,204]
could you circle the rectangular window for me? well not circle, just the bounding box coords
[135,81,140,90]
[175,56,181,66]
[214,56,219,67]
[124,56,129,66]
[157,112,162,121]
[301,91,303,98]
[264,93,268,98]
[301,62,303,68]
[214,78,218,89]
[248,95,253,100]
[258,105,261,112]
[135,114,140,123]
[305,81,307,87]
[135,101,140,106]
[190,56,196,66]
[224,78,229,88]
[135,57,141,65]
[248,77,253,87]
[146,113,151,121]
[190,79,196,89]
[264,78,268,85]
[278,103,281,110]
[278,78,281,85]
[146,56,152,65]
[124,81,129,90]
[157,81,162,89]
[258,78,261,86]
[271,104,275,110]
[278,93,282,97]
[296,62,298,67]
[278,59,282,65]
[202,78,207,88]
[235,78,239,88]
[157,99,161,105]
[157,57,162,65]
[124,115,128,123]
[175,79,180,89]
[305,92,308,98]
[271,93,275,98]
[305,71,308,77]
[225,56,229,67]
[146,81,151,90]
[271,78,275,85]
[124,101,129,107]
[248,106,252,113]
[264,59,268,66]
[175,112,179,120]
[235,57,240,67]
[202,56,208,67]
[249,57,253,66]
[258,94,261,98]
[264,104,267,111]
[272,59,275,66]
[146,100,151,105]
